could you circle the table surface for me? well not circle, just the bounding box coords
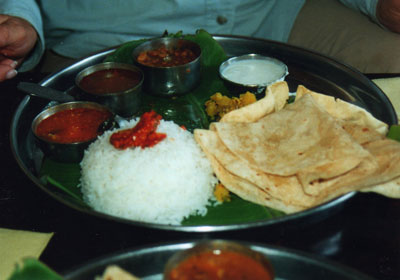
[1,71,400,280]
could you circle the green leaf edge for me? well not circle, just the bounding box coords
[7,258,63,280]
[388,124,400,141]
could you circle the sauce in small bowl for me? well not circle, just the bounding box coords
[32,101,113,162]
[76,62,143,117]
[219,54,288,94]
[132,37,201,96]
[78,68,142,95]
[164,240,274,280]
[136,45,198,68]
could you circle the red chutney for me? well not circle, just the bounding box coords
[35,107,112,144]
[137,46,197,67]
[167,250,274,280]
[79,68,142,94]
[110,110,166,149]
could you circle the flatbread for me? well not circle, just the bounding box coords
[361,139,400,185]
[354,138,400,199]
[361,176,400,198]
[212,94,371,186]
[194,129,318,208]
[194,129,306,213]
[220,81,288,123]
[302,154,378,199]
[308,138,400,200]
[295,85,388,135]
[339,122,385,144]
[195,81,400,213]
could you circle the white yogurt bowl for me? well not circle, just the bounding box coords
[219,54,288,94]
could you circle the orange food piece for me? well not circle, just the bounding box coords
[205,91,257,121]
[214,183,231,202]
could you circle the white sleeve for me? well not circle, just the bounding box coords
[0,0,44,71]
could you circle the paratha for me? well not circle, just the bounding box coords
[220,81,289,123]
[195,81,400,213]
[194,129,306,213]
[212,94,371,187]
[295,85,388,135]
[194,129,317,209]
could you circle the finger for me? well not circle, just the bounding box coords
[0,64,18,82]
[0,56,18,68]
[0,52,25,68]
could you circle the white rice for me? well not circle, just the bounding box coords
[79,118,217,225]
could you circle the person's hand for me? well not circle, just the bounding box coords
[0,15,38,82]
[377,0,400,33]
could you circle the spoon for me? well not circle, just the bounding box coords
[18,81,120,133]
[17,82,75,103]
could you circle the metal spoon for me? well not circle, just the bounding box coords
[17,82,75,103]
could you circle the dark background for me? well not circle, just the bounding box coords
[1,72,400,279]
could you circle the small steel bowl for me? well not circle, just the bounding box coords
[132,37,201,96]
[75,62,143,117]
[219,54,288,95]
[32,101,113,163]
[163,240,275,280]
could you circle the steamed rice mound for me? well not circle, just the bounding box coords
[80,119,218,225]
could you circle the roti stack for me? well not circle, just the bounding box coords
[194,81,400,213]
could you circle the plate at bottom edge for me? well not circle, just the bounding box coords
[64,240,374,280]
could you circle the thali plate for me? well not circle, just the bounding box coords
[10,35,397,232]
[64,240,374,280]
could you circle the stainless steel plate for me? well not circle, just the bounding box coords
[64,240,374,280]
[10,35,397,232]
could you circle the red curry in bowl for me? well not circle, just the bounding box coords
[166,250,273,280]
[164,241,274,280]
[32,101,113,163]
[75,62,144,117]
[137,45,198,68]
[132,37,201,96]
[78,68,143,95]
[35,106,112,144]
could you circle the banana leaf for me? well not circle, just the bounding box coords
[7,258,62,280]
[104,29,231,131]
[39,30,284,226]
[388,124,400,141]
[39,158,284,225]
